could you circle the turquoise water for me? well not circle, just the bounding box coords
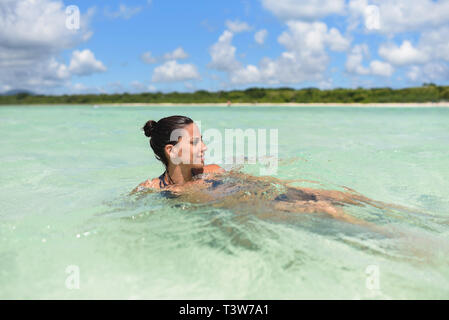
[1,105,448,299]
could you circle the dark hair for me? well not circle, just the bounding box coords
[142,115,194,169]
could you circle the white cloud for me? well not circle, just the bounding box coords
[163,47,189,60]
[407,66,421,82]
[210,21,351,85]
[0,0,99,92]
[5,56,72,90]
[131,81,157,92]
[47,58,71,80]
[407,63,449,82]
[277,21,350,54]
[346,44,370,75]
[378,41,429,66]
[70,81,151,95]
[0,0,92,66]
[347,0,369,31]
[318,78,333,89]
[71,83,103,94]
[347,13,449,81]
[229,65,261,84]
[327,27,352,51]
[348,0,449,34]
[141,47,190,65]
[141,52,157,64]
[72,83,89,91]
[419,26,449,62]
[369,60,394,77]
[376,25,449,79]
[65,82,105,94]
[346,44,394,77]
[104,4,142,20]
[261,0,345,20]
[363,17,449,84]
[69,49,107,75]
[208,31,241,72]
[254,29,268,45]
[347,0,449,89]
[148,47,198,84]
[152,60,201,83]
[381,0,449,33]
[225,20,252,33]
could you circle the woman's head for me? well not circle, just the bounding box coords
[143,115,207,170]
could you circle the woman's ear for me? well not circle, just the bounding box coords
[166,144,183,165]
[164,144,173,160]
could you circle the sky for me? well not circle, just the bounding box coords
[1,0,449,95]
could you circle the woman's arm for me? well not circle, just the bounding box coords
[203,164,226,174]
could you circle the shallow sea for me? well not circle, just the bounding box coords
[0,105,448,299]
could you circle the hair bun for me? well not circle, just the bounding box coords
[143,120,157,137]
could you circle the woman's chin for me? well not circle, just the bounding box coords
[191,161,204,169]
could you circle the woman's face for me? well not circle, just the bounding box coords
[168,122,207,168]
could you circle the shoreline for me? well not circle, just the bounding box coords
[1,102,449,107]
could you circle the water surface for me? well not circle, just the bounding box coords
[1,105,448,299]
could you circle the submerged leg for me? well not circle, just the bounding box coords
[272,199,366,225]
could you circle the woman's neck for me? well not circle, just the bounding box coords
[166,165,193,185]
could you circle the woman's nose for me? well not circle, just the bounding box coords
[202,142,207,151]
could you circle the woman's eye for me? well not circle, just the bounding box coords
[190,135,203,146]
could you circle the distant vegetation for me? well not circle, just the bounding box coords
[1,83,449,105]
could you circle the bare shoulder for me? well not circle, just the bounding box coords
[203,164,225,174]
[131,178,160,193]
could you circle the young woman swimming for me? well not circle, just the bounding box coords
[133,115,225,193]
[131,116,438,259]
[132,115,412,225]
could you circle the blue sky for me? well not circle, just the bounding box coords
[1,0,449,94]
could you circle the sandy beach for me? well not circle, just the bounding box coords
[4,102,449,107]
[96,102,449,107]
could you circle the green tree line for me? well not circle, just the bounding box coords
[1,84,449,105]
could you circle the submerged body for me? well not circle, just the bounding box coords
[135,115,413,227]
[133,167,404,226]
